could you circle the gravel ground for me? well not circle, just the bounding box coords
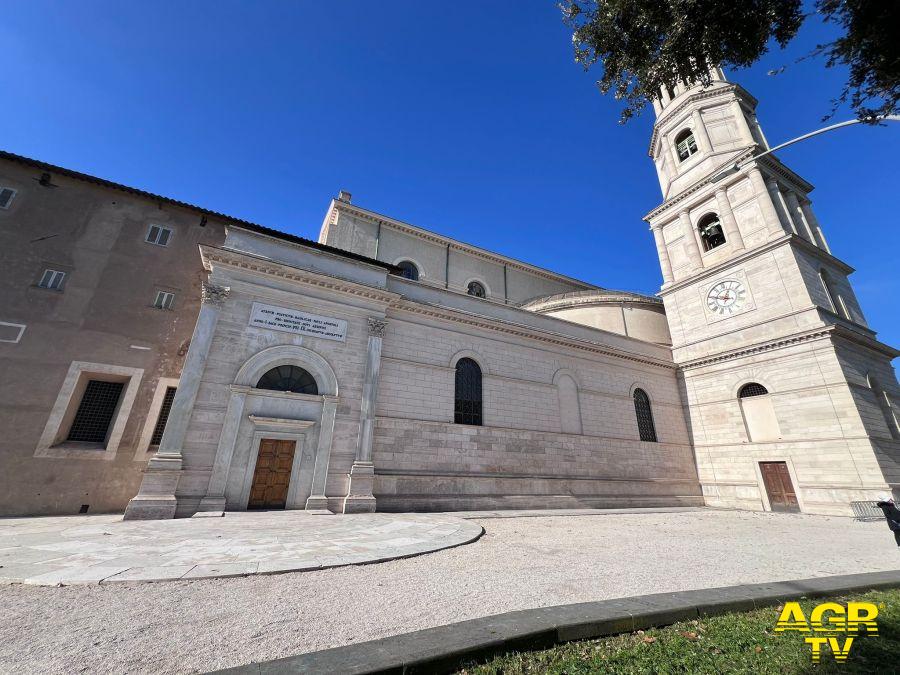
[1,509,897,674]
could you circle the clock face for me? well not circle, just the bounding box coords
[706,280,746,316]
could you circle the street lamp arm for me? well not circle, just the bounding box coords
[710,115,900,183]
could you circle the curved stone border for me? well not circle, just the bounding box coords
[0,513,484,586]
[213,569,900,674]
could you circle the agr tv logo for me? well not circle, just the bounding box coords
[774,600,881,662]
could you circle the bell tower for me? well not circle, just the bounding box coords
[645,70,900,515]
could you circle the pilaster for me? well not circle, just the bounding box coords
[679,209,703,270]
[124,282,230,520]
[342,317,387,513]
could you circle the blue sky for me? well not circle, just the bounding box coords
[2,2,898,348]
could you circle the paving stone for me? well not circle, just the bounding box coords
[0,512,482,585]
[24,565,131,585]
[101,565,198,583]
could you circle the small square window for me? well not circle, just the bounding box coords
[153,291,175,310]
[38,269,66,290]
[146,224,172,246]
[0,187,16,209]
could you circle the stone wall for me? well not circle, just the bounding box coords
[372,306,702,511]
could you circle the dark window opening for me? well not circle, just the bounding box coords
[397,261,419,281]
[675,129,698,161]
[150,386,178,446]
[633,388,657,442]
[454,358,482,426]
[698,213,726,251]
[256,365,318,395]
[739,382,769,398]
[67,380,125,444]
[467,281,486,298]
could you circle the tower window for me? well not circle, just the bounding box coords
[868,374,900,440]
[454,358,482,425]
[467,281,486,298]
[146,225,172,247]
[819,269,849,319]
[67,380,125,444]
[739,383,769,398]
[738,382,780,441]
[633,388,657,442]
[256,365,318,395]
[675,129,698,161]
[396,261,419,281]
[698,213,726,252]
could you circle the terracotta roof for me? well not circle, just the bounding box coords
[0,149,398,272]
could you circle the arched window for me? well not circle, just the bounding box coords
[256,365,318,395]
[467,281,486,298]
[868,374,900,440]
[819,269,848,319]
[675,129,698,161]
[738,382,780,441]
[633,388,657,442]
[397,261,419,281]
[739,382,769,398]
[454,358,482,425]
[697,213,726,252]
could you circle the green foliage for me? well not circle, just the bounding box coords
[460,588,900,674]
[561,0,899,123]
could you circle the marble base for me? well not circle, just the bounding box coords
[342,461,377,514]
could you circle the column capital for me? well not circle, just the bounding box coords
[367,317,388,338]
[201,282,231,307]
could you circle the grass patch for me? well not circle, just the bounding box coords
[459,588,900,674]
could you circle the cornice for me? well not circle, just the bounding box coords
[678,327,834,370]
[330,201,596,289]
[522,290,663,313]
[679,322,900,370]
[200,245,400,305]
[390,299,676,370]
[644,148,757,222]
[648,83,758,156]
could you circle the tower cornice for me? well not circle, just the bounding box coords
[657,233,855,297]
[643,152,815,223]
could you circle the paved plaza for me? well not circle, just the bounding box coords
[0,511,482,585]
[0,508,898,673]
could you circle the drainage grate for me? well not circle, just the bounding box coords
[850,501,883,522]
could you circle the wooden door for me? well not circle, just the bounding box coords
[760,461,799,512]
[248,439,297,509]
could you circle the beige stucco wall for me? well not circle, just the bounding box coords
[320,203,596,305]
[0,158,226,516]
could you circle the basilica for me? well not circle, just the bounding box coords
[0,71,897,519]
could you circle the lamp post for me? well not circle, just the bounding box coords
[711,115,900,183]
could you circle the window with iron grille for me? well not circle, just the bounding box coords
[454,358,482,425]
[633,388,657,442]
[67,380,125,443]
[397,261,419,281]
[150,387,177,446]
[739,382,769,398]
[38,269,66,290]
[146,224,172,246]
[0,187,16,209]
[675,129,698,161]
[154,291,175,310]
[256,365,319,395]
[467,281,486,298]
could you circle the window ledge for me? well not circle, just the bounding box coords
[37,441,114,460]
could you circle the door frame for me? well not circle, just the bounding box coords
[753,457,804,513]
[239,422,316,510]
